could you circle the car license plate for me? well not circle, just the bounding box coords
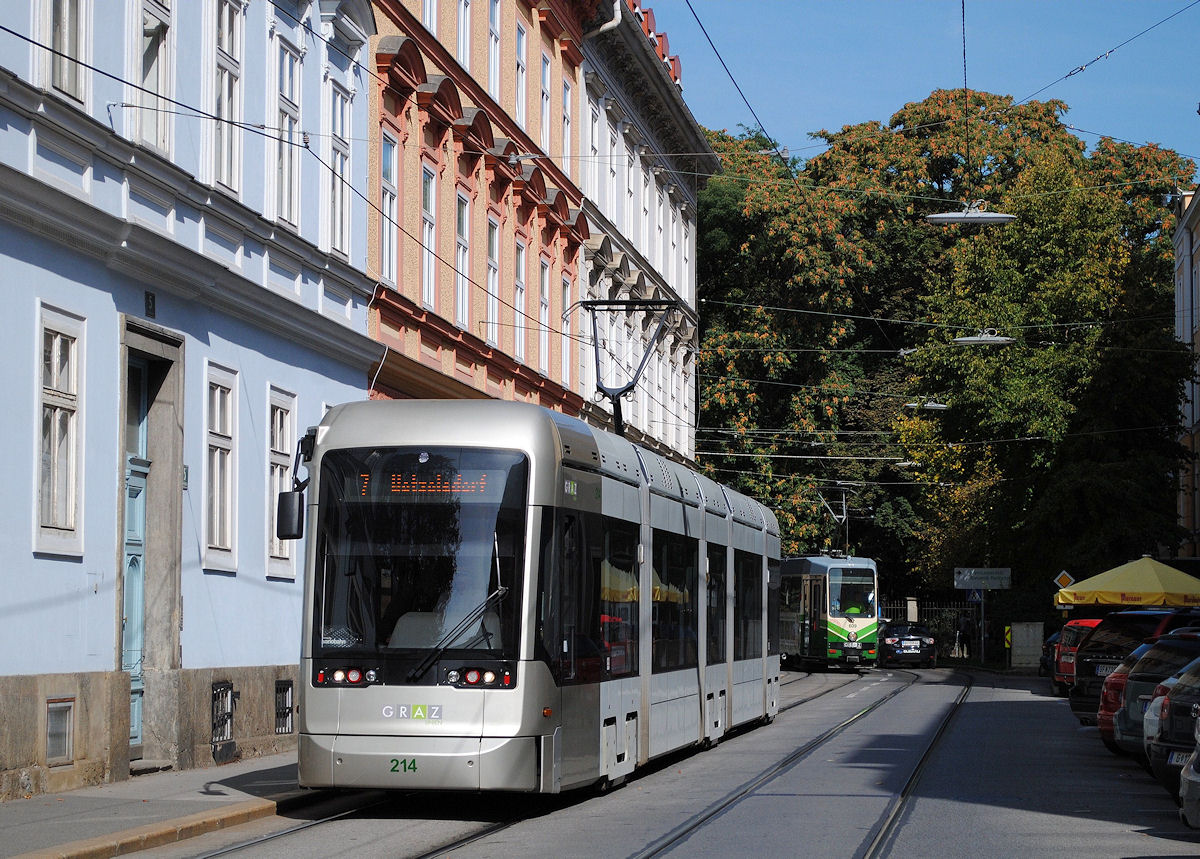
[1095,663,1114,677]
[903,643,918,650]
[1170,750,1192,767]
[843,641,862,649]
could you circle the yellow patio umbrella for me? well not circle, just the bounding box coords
[601,561,638,603]
[1055,556,1200,607]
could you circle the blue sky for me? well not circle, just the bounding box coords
[652,0,1200,178]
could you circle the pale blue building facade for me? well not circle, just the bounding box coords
[0,0,379,795]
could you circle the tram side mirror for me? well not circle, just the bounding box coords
[277,490,305,540]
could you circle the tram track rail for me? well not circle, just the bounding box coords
[858,673,973,858]
[179,668,930,859]
[631,669,934,859]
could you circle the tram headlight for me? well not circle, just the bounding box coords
[465,669,481,685]
[346,669,362,684]
[332,669,346,683]
[446,669,461,684]
[848,631,858,642]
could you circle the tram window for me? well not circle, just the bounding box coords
[600,516,639,678]
[767,557,781,656]
[706,543,727,665]
[541,510,608,685]
[313,447,526,658]
[734,550,762,660]
[652,528,698,673]
[828,568,876,618]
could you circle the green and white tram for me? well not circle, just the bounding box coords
[779,554,879,669]
[276,400,781,793]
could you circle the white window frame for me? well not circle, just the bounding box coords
[607,126,618,220]
[586,101,599,198]
[46,699,74,766]
[328,82,351,255]
[560,277,571,387]
[267,386,296,579]
[487,0,500,100]
[455,192,470,328]
[423,0,437,34]
[36,304,84,556]
[540,53,551,152]
[656,183,666,270]
[456,0,470,70]
[275,38,301,227]
[44,0,88,103]
[204,362,237,571]
[561,79,571,178]
[213,0,242,192]
[538,259,550,374]
[514,24,527,128]
[380,133,398,284]
[137,0,172,152]
[421,164,437,308]
[486,218,500,345]
[514,240,527,362]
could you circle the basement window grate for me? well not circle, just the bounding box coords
[275,680,294,734]
[211,682,234,744]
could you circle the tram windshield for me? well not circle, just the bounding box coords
[312,446,527,658]
[828,568,876,619]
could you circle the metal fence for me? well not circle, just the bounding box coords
[881,600,982,660]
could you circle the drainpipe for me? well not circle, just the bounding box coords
[583,0,622,39]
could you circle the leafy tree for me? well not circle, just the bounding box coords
[697,90,1194,606]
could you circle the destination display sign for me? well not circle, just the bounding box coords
[953,567,1012,589]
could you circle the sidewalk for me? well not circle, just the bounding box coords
[4,753,319,858]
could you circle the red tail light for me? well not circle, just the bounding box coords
[1161,695,1172,722]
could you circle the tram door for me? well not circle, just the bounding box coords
[804,575,827,658]
[122,358,150,755]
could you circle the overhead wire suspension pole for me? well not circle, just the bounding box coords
[578,299,682,438]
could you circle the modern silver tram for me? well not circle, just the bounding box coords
[276,399,781,793]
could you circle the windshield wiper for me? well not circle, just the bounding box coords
[407,585,508,683]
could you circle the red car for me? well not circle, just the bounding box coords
[1098,642,1154,754]
[1053,618,1102,696]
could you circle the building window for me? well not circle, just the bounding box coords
[49,0,85,100]
[656,184,665,270]
[625,146,635,237]
[329,84,350,255]
[514,241,526,362]
[275,681,294,734]
[487,0,500,100]
[456,0,470,70]
[268,388,295,578]
[205,363,237,569]
[682,219,691,296]
[587,102,599,199]
[608,128,618,218]
[514,24,527,128]
[423,0,437,34]
[138,0,171,151]
[486,218,500,345]
[47,699,74,766]
[455,193,470,327]
[670,208,679,285]
[538,260,550,374]
[561,278,572,387]
[214,0,241,191]
[276,40,301,226]
[561,80,571,178]
[641,168,650,256]
[421,166,437,307]
[380,134,398,284]
[540,53,550,152]
[38,306,83,555]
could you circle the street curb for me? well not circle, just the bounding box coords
[12,793,319,859]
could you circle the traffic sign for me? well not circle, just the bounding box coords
[1053,570,1075,589]
[954,567,1012,589]
[966,588,982,603]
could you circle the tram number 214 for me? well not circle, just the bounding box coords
[389,758,419,773]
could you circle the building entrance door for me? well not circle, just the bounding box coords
[122,358,150,756]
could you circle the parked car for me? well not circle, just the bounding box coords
[1114,633,1200,762]
[1053,618,1102,697]
[1040,631,1060,677]
[1098,644,1151,755]
[1149,658,1200,801]
[1069,609,1200,726]
[1143,657,1200,765]
[879,623,937,668]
